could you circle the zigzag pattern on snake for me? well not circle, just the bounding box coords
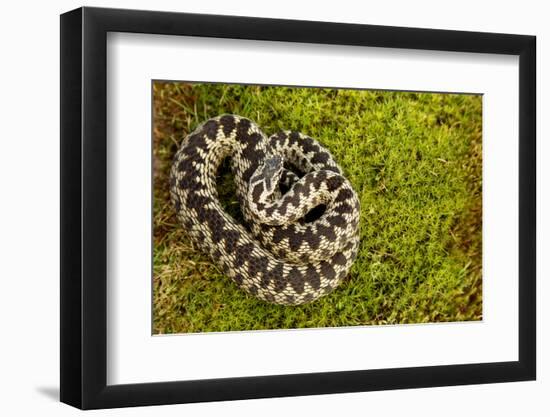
[170,114,360,305]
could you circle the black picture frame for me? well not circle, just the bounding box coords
[60,6,536,410]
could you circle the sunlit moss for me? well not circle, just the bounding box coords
[152,82,482,334]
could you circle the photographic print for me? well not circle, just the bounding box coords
[152,81,482,334]
[61,8,536,407]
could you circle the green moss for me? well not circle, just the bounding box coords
[152,82,482,334]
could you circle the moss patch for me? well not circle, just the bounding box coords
[152,82,482,334]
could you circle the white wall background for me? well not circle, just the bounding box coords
[0,0,546,415]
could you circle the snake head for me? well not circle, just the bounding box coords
[249,156,284,203]
[263,155,284,178]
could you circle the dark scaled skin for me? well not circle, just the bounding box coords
[170,115,360,305]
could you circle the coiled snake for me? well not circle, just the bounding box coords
[170,115,360,305]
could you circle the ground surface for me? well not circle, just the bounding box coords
[152,82,482,334]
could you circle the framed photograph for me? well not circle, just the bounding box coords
[60,6,536,409]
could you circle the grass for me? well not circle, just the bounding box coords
[152,81,482,334]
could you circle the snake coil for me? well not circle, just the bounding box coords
[170,115,360,305]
